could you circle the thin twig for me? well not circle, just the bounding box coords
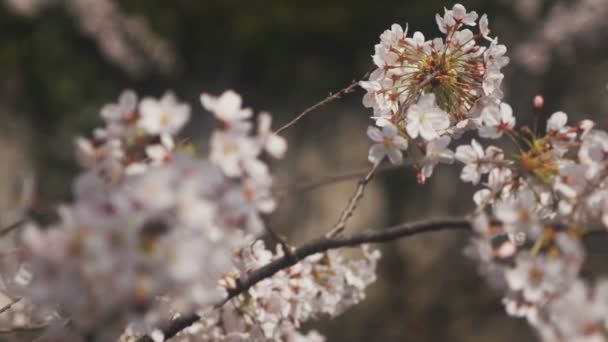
[0,218,27,237]
[274,73,368,135]
[137,217,471,341]
[0,297,20,315]
[275,162,410,198]
[325,160,382,238]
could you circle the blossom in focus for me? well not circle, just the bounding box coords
[455,139,504,184]
[420,136,454,179]
[406,94,450,141]
[367,123,408,165]
[479,102,515,139]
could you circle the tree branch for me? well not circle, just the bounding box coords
[0,218,27,237]
[274,72,369,135]
[325,160,381,238]
[137,217,471,341]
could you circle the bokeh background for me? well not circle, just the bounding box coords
[1,0,607,340]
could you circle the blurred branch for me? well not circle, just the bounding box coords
[0,297,20,315]
[275,71,370,134]
[326,160,382,238]
[137,216,471,341]
[275,162,410,198]
[0,218,27,237]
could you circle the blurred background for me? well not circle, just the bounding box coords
[1,0,607,340]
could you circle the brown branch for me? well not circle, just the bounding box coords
[0,297,20,315]
[0,218,27,237]
[137,217,471,341]
[325,160,382,238]
[274,73,368,135]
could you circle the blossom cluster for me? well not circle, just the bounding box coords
[462,110,608,341]
[362,4,608,341]
[170,241,379,341]
[362,4,509,183]
[0,88,378,341]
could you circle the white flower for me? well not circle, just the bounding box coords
[546,111,576,156]
[200,90,253,131]
[137,92,191,136]
[494,189,541,239]
[145,134,175,164]
[367,124,408,165]
[223,175,276,234]
[379,23,407,48]
[210,131,259,177]
[405,31,427,50]
[406,94,450,141]
[436,4,478,33]
[579,130,608,166]
[505,252,562,303]
[257,113,287,159]
[451,4,478,26]
[420,136,454,178]
[473,168,512,205]
[554,163,588,199]
[479,102,515,139]
[546,111,568,133]
[455,139,504,184]
[547,280,608,342]
[100,89,138,138]
[479,14,490,39]
[455,139,485,184]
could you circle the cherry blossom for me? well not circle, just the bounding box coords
[405,94,450,141]
[137,92,191,136]
[367,123,408,164]
[479,102,515,139]
[420,136,454,179]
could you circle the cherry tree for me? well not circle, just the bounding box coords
[0,4,607,342]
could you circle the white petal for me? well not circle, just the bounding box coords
[265,135,287,158]
[393,136,409,150]
[382,123,398,137]
[452,4,466,20]
[547,111,568,132]
[455,145,475,163]
[368,144,386,163]
[367,126,384,142]
[386,148,403,165]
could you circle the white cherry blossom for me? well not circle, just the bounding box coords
[420,136,454,179]
[479,102,515,139]
[367,123,408,165]
[406,94,450,141]
[137,92,191,136]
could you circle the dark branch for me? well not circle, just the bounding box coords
[0,218,27,237]
[274,70,370,134]
[325,160,381,238]
[137,217,471,341]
